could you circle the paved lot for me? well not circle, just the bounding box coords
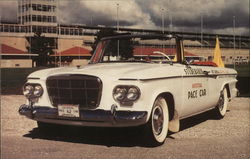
[1,95,250,159]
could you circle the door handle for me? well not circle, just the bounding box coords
[203,71,210,75]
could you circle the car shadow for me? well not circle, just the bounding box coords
[23,109,228,147]
[23,126,154,147]
[179,109,229,131]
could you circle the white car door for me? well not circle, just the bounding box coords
[180,65,210,117]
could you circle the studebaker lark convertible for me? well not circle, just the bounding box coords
[19,34,238,145]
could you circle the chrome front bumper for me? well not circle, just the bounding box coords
[18,104,148,127]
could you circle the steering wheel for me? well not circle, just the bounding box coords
[153,51,172,62]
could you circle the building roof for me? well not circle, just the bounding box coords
[1,44,26,54]
[52,46,91,56]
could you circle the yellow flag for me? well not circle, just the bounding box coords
[173,55,177,62]
[212,36,225,68]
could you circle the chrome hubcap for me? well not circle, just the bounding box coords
[152,106,164,135]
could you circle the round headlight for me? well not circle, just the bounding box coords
[23,85,34,97]
[113,87,127,101]
[33,85,43,97]
[127,87,140,101]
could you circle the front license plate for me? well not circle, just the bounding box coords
[58,104,80,117]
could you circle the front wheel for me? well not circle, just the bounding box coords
[214,88,228,118]
[144,97,169,146]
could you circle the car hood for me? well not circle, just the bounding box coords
[28,63,184,81]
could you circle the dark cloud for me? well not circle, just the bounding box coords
[135,0,249,34]
[0,0,249,35]
[0,1,18,22]
[59,1,134,26]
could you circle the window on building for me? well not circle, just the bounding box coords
[28,15,31,22]
[52,16,56,23]
[21,26,26,32]
[48,16,52,22]
[42,5,47,12]
[32,15,36,21]
[32,26,37,32]
[79,29,83,35]
[52,6,56,12]
[37,26,42,33]
[65,28,69,35]
[42,16,46,22]
[48,6,52,12]
[53,27,57,33]
[61,28,65,34]
[3,25,9,32]
[27,4,31,11]
[26,4,29,11]
[37,15,42,22]
[10,26,14,32]
[48,27,52,33]
[37,4,42,11]
[74,29,79,35]
[42,26,47,33]
[23,16,26,23]
[32,4,37,11]
[70,29,74,35]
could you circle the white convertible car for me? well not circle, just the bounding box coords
[19,34,238,145]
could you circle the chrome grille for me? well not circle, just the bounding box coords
[46,74,102,109]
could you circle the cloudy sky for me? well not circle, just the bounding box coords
[0,0,249,35]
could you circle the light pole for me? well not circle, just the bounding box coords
[201,14,203,49]
[233,16,236,54]
[169,14,173,33]
[57,0,62,67]
[233,16,236,68]
[116,3,119,32]
[161,8,165,34]
[168,0,172,33]
[116,3,120,57]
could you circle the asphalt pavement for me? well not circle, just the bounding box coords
[1,95,249,159]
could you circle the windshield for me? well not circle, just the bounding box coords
[90,35,177,64]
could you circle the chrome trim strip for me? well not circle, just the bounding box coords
[119,73,237,81]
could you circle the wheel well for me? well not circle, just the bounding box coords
[225,84,231,98]
[158,92,175,121]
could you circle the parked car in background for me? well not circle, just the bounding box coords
[19,34,238,145]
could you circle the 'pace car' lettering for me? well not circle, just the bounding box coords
[184,68,203,75]
[188,89,207,99]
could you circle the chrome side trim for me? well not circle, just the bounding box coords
[119,73,237,82]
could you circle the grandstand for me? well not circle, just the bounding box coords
[0,0,249,67]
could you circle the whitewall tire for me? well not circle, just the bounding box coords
[145,97,169,146]
[215,88,228,118]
